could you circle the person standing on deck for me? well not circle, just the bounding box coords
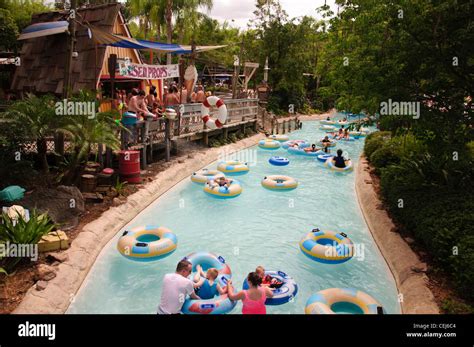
[193,84,206,103]
[165,85,180,107]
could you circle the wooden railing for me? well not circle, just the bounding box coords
[168,98,259,138]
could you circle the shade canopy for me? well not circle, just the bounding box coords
[89,26,226,54]
[18,21,69,40]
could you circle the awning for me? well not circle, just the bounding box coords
[90,26,226,54]
[18,21,69,41]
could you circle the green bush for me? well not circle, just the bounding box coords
[364,131,391,158]
[441,298,474,314]
[369,146,400,173]
[380,165,474,301]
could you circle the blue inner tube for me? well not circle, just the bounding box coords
[269,156,290,166]
[242,270,298,306]
[317,154,335,162]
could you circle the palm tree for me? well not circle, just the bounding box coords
[60,110,121,185]
[0,94,59,174]
[127,0,213,63]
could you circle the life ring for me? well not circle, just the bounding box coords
[305,288,385,314]
[337,120,349,126]
[182,252,236,315]
[217,161,249,175]
[282,140,309,149]
[117,225,177,262]
[268,134,289,142]
[325,158,354,172]
[288,146,325,157]
[316,154,334,163]
[204,179,242,199]
[201,96,227,129]
[191,169,225,184]
[243,270,298,305]
[262,175,298,190]
[299,229,354,264]
[269,156,290,166]
[258,139,281,150]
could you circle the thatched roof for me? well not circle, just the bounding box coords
[11,3,122,95]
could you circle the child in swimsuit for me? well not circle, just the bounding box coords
[193,265,227,300]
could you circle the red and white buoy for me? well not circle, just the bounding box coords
[201,96,227,129]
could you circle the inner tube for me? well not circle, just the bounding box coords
[261,175,298,190]
[191,169,225,184]
[305,288,385,314]
[204,179,242,199]
[299,229,354,264]
[319,120,336,125]
[319,125,336,132]
[269,156,290,166]
[288,146,324,157]
[243,270,298,305]
[181,252,236,315]
[258,139,281,150]
[282,140,309,149]
[317,154,335,163]
[325,158,354,172]
[217,161,249,175]
[117,225,177,262]
[349,131,367,137]
[268,134,289,142]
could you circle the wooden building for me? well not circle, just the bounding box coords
[10,3,157,99]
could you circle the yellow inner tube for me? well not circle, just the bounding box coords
[204,180,242,197]
[261,175,298,190]
[259,140,281,149]
[217,161,249,174]
[191,169,225,184]
[305,288,383,315]
[117,226,177,260]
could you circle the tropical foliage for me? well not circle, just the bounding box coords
[0,210,57,272]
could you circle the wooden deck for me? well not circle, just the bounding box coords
[124,98,260,168]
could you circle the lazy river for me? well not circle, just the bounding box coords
[67,117,401,314]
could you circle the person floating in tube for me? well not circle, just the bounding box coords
[321,136,332,153]
[214,176,233,188]
[192,265,228,300]
[334,149,348,169]
[256,266,283,289]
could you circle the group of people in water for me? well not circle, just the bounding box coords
[158,260,282,314]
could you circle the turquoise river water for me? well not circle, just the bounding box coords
[67,118,401,314]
